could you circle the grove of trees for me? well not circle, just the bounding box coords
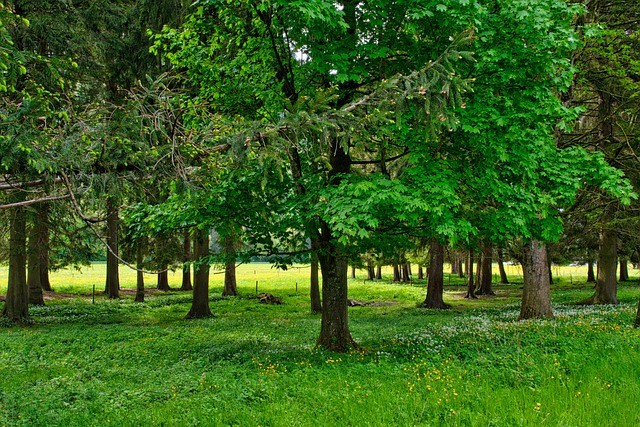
[1,0,639,351]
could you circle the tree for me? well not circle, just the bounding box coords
[186,228,212,318]
[519,240,554,320]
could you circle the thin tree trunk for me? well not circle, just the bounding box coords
[310,250,322,314]
[105,197,119,299]
[351,265,356,279]
[186,229,212,318]
[402,263,411,282]
[497,247,509,284]
[393,264,401,282]
[222,232,237,296]
[619,258,629,282]
[519,240,554,320]
[181,231,192,291]
[476,242,494,295]
[38,203,52,292]
[366,262,375,280]
[417,265,424,280]
[2,205,29,322]
[27,208,45,306]
[135,242,145,303]
[587,260,596,282]
[548,262,553,285]
[375,265,382,280]
[465,249,477,299]
[451,255,459,275]
[457,259,464,278]
[634,300,640,328]
[581,228,618,304]
[421,239,450,309]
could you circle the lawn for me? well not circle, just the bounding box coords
[0,263,638,426]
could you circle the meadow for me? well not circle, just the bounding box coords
[0,263,639,426]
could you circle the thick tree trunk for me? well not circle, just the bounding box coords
[392,264,401,282]
[421,240,450,309]
[310,250,322,314]
[366,262,375,280]
[2,205,29,322]
[581,228,618,304]
[105,197,120,299]
[38,203,52,292]
[587,260,596,283]
[157,269,170,291]
[186,229,212,318]
[181,231,193,291]
[222,233,237,296]
[402,263,411,282]
[465,249,477,299]
[619,258,629,282]
[27,209,45,306]
[519,240,554,320]
[376,265,382,280]
[135,243,145,303]
[497,247,509,284]
[317,245,357,351]
[476,242,494,295]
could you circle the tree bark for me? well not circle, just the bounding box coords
[222,232,238,296]
[186,228,212,318]
[366,262,375,280]
[619,258,629,282]
[635,300,640,328]
[497,247,509,284]
[351,265,356,279]
[181,231,193,291]
[465,249,477,299]
[519,240,554,320]
[393,264,401,282]
[105,197,120,299]
[2,205,29,322]
[587,260,596,283]
[376,265,382,280]
[310,250,322,314]
[417,265,424,280]
[476,241,494,295]
[27,208,45,306]
[157,269,170,291]
[581,228,618,304]
[38,203,52,292]
[421,239,450,309]
[135,242,145,303]
[402,263,411,282]
[457,259,464,278]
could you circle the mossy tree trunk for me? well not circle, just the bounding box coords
[519,240,554,320]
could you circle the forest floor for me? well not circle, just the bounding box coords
[0,263,638,426]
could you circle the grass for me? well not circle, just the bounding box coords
[0,263,639,426]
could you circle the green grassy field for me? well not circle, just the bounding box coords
[0,263,639,426]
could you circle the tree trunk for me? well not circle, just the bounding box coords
[393,264,401,282]
[402,263,411,282]
[366,262,375,280]
[581,228,618,304]
[421,239,450,309]
[417,265,424,280]
[2,205,29,322]
[351,265,356,279]
[451,255,459,275]
[497,247,509,284]
[635,300,640,328]
[157,269,170,291]
[476,242,494,295]
[310,250,322,314]
[181,231,193,291]
[519,240,554,320]
[375,265,382,280]
[465,249,477,299]
[222,233,237,296]
[105,197,120,299]
[317,244,357,351]
[27,208,45,306]
[587,260,596,282]
[186,228,212,318]
[457,259,464,278]
[619,258,629,282]
[135,242,145,303]
[548,262,553,285]
[38,203,52,292]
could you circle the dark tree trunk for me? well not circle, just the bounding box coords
[2,205,29,322]
[417,265,424,280]
[27,208,45,306]
[375,265,382,280]
[366,262,375,280]
[393,264,401,282]
[181,231,193,291]
[519,240,554,320]
[548,262,553,285]
[105,197,120,299]
[457,259,464,278]
[351,265,356,279]
[497,247,509,284]
[581,228,618,304]
[635,300,640,328]
[157,269,170,291]
[135,242,145,303]
[451,255,459,275]
[619,258,629,282]
[402,263,411,282]
[222,233,237,296]
[587,260,596,283]
[310,250,322,314]
[186,229,212,318]
[465,249,477,299]
[476,242,494,295]
[421,240,450,309]
[38,203,52,292]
